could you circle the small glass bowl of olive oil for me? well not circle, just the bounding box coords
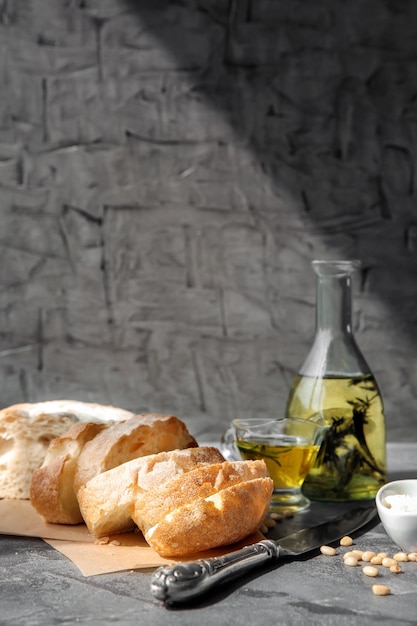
[222,417,326,512]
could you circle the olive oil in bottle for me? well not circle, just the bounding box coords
[286,373,386,500]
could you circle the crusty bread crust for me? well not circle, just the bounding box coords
[78,446,225,536]
[30,422,109,524]
[142,477,274,557]
[132,460,269,534]
[5,400,133,423]
[73,413,197,493]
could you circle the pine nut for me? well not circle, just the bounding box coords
[260,524,268,534]
[372,584,390,596]
[343,551,355,560]
[283,510,294,518]
[382,557,397,568]
[264,518,277,528]
[340,535,353,547]
[320,545,337,556]
[352,550,364,560]
[370,555,383,565]
[390,564,401,573]
[270,513,283,521]
[393,552,408,562]
[377,552,387,558]
[408,553,417,561]
[362,565,379,577]
[344,556,358,567]
[362,551,377,562]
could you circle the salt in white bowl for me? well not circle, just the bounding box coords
[376,479,417,553]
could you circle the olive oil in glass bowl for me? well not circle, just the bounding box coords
[223,417,326,512]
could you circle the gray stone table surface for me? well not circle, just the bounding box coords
[1,443,417,626]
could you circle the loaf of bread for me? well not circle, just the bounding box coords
[73,413,197,492]
[78,446,225,536]
[135,468,273,557]
[0,400,132,499]
[30,422,110,524]
[8,400,273,557]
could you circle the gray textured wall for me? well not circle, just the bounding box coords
[1,0,416,442]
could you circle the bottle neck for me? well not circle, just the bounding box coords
[316,273,353,335]
[299,260,370,378]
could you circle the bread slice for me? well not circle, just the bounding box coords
[142,477,274,557]
[30,422,109,524]
[0,409,78,499]
[73,413,197,492]
[132,460,269,534]
[78,446,225,536]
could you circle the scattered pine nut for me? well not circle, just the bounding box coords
[344,556,359,567]
[314,534,417,597]
[270,513,283,521]
[372,584,390,596]
[260,524,268,534]
[362,565,379,577]
[264,518,277,528]
[283,510,294,518]
[370,555,383,565]
[340,535,353,547]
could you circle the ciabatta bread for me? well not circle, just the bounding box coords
[30,422,109,524]
[0,400,131,499]
[73,413,197,492]
[141,476,273,557]
[132,460,269,534]
[78,446,225,536]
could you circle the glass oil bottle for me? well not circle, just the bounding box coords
[285,260,386,501]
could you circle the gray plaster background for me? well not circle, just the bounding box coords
[0,0,416,442]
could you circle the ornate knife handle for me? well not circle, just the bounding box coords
[150,539,280,604]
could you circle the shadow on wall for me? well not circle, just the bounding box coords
[121,0,417,340]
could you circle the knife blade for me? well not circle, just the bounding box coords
[150,505,377,604]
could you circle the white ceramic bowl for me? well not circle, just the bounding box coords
[376,479,417,552]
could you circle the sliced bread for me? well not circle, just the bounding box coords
[78,446,225,536]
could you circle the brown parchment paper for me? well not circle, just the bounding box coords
[0,500,264,576]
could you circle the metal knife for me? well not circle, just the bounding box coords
[150,505,377,605]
